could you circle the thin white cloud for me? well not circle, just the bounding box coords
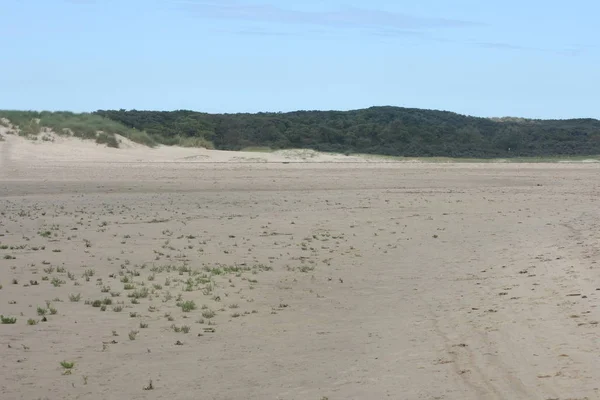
[173,0,482,31]
[477,41,583,56]
[171,1,582,55]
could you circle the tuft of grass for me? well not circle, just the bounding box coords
[201,309,215,319]
[96,132,119,148]
[51,277,65,287]
[27,318,38,325]
[171,324,191,333]
[1,316,17,324]
[179,300,196,312]
[37,306,47,316]
[60,361,75,369]
[112,305,123,312]
[69,293,81,302]
[128,287,149,299]
[83,269,95,278]
[128,330,139,340]
[139,322,148,328]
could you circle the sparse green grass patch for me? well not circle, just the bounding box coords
[51,277,65,287]
[60,361,75,374]
[69,293,81,302]
[128,287,149,299]
[171,324,191,333]
[179,300,196,312]
[0,110,158,147]
[1,315,17,324]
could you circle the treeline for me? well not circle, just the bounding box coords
[5,108,599,158]
[94,107,600,157]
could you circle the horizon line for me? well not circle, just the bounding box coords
[1,105,599,122]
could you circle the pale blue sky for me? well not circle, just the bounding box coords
[1,0,598,118]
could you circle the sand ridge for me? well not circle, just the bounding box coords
[0,129,385,164]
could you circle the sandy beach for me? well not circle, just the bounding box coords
[1,132,600,400]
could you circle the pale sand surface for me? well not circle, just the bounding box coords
[1,133,600,399]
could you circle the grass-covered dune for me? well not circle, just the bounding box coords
[0,111,212,149]
[0,111,155,148]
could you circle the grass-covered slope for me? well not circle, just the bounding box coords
[0,111,156,148]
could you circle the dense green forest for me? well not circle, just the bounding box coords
[95,107,600,157]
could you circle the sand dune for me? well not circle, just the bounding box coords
[0,129,379,164]
[1,132,600,399]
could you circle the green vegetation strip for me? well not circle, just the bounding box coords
[2,107,600,158]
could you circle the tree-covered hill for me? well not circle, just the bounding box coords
[95,107,600,157]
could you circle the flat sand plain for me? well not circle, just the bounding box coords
[1,134,600,399]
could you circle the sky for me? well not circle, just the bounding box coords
[1,0,599,119]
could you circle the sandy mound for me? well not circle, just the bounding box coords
[0,128,385,164]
